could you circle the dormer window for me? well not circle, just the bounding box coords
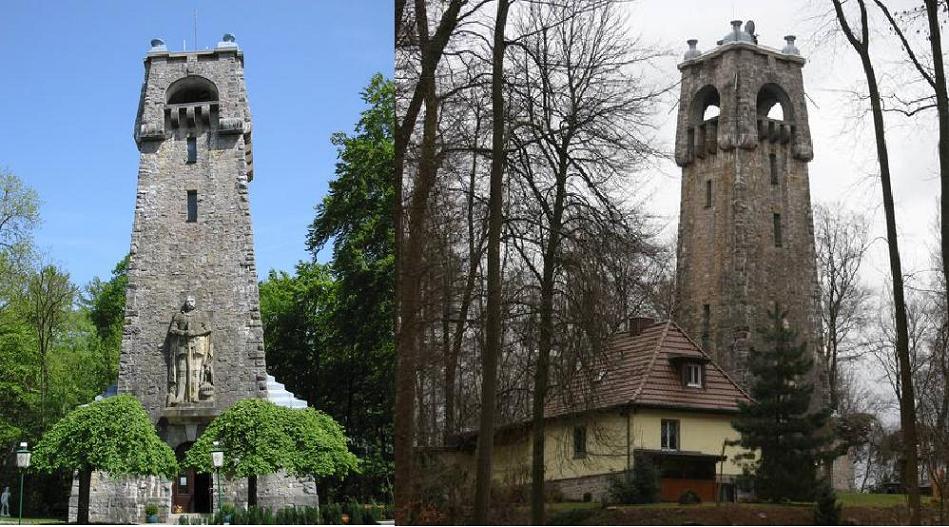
[685,363,703,388]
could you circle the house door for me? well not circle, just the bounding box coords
[172,442,212,513]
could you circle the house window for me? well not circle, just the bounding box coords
[573,426,587,458]
[705,180,712,208]
[773,213,782,247]
[769,153,778,185]
[187,137,197,164]
[187,190,197,222]
[661,419,680,450]
[685,363,703,388]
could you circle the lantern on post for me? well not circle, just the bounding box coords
[15,442,30,526]
[211,441,224,515]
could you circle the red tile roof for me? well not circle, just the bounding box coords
[545,321,751,417]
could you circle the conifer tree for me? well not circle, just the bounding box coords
[732,306,831,502]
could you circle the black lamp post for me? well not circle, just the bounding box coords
[211,441,224,516]
[15,442,30,526]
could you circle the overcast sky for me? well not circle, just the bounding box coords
[626,0,941,417]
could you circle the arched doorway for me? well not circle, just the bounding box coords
[172,442,212,513]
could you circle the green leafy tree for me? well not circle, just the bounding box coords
[23,264,76,427]
[85,254,129,386]
[732,307,831,502]
[262,74,394,501]
[30,395,177,523]
[183,399,359,507]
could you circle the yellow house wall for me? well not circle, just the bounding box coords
[487,407,750,483]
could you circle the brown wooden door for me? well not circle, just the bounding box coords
[173,469,196,512]
[173,443,196,513]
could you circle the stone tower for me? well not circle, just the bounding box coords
[673,21,821,388]
[69,35,314,523]
[120,34,267,436]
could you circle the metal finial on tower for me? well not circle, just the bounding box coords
[684,39,701,60]
[782,35,800,55]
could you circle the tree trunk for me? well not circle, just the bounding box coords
[531,157,568,525]
[830,1,921,522]
[474,1,509,523]
[248,475,258,508]
[925,0,949,366]
[77,469,91,525]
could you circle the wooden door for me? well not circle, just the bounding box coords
[173,443,196,513]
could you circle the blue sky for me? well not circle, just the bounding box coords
[0,1,393,287]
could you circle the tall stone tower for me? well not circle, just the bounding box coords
[70,35,313,523]
[673,21,821,388]
[120,33,266,436]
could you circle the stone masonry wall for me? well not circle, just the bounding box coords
[673,41,822,393]
[118,46,266,422]
[70,471,320,523]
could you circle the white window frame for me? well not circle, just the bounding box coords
[686,363,703,388]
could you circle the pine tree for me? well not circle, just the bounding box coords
[731,306,831,502]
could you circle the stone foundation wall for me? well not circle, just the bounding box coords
[69,470,320,523]
[549,473,615,502]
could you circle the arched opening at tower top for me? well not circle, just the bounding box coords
[756,83,792,122]
[691,85,721,124]
[166,76,219,105]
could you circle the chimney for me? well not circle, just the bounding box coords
[629,316,656,337]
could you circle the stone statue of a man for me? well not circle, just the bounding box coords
[0,486,10,517]
[166,296,214,406]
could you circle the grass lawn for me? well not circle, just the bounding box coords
[837,491,933,508]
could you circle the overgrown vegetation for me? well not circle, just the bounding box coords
[608,455,660,505]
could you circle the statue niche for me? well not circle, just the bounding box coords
[166,296,214,406]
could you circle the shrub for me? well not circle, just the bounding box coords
[813,479,841,526]
[145,503,159,516]
[608,455,660,504]
[678,490,701,505]
[322,503,343,525]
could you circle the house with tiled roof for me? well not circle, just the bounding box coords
[440,317,754,503]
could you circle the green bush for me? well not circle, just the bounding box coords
[678,489,701,505]
[145,503,159,516]
[608,455,660,504]
[322,503,343,525]
[813,480,842,526]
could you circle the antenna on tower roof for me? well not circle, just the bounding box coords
[193,9,197,52]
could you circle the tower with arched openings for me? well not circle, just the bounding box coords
[71,35,315,523]
[673,21,821,390]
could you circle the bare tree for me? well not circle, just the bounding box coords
[830,0,922,520]
[814,203,872,409]
[505,2,665,521]
[474,0,511,522]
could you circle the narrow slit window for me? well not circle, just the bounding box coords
[701,304,710,349]
[187,137,197,164]
[187,190,197,223]
[705,180,712,208]
[773,213,782,247]
[573,426,587,458]
[769,153,778,185]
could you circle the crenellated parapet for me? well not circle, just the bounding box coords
[133,35,254,179]
[673,26,813,167]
